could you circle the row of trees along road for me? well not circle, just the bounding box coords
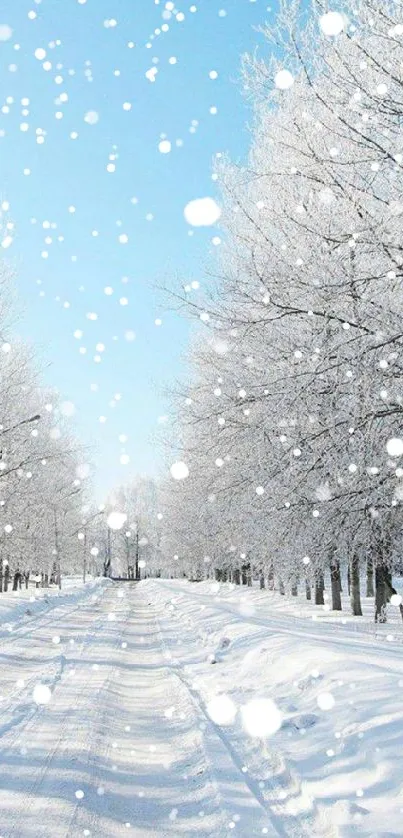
[60,476,163,586]
[0,249,165,590]
[0,264,163,588]
[160,0,403,622]
[0,262,92,590]
[103,478,163,580]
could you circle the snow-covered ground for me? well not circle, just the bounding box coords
[0,576,106,630]
[146,578,403,838]
[0,577,401,837]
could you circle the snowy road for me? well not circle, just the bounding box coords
[0,582,281,838]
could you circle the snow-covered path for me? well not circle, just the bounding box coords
[3,576,398,837]
[147,579,403,838]
[0,582,281,838]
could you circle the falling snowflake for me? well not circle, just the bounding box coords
[319,11,346,36]
[184,197,221,227]
[317,692,335,711]
[0,24,13,41]
[241,698,282,737]
[170,461,189,480]
[33,684,52,705]
[84,110,99,125]
[274,69,294,89]
[107,511,128,530]
[206,695,237,725]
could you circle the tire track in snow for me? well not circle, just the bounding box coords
[0,588,108,758]
[0,593,115,837]
[136,595,229,837]
[151,598,292,838]
[0,581,109,652]
[64,590,134,838]
[74,588,231,838]
[151,587,334,838]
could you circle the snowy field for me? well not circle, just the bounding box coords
[147,579,403,838]
[0,578,401,836]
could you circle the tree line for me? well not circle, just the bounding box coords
[0,254,163,590]
[160,0,403,622]
[0,262,90,589]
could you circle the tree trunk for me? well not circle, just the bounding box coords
[259,573,265,590]
[268,563,274,591]
[241,566,248,585]
[315,573,325,605]
[305,579,311,600]
[247,569,252,587]
[383,574,403,624]
[350,554,362,616]
[330,558,342,611]
[221,568,228,583]
[347,565,351,596]
[233,568,240,585]
[375,563,388,623]
[374,562,396,623]
[279,578,285,595]
[215,568,221,582]
[291,582,298,597]
[366,554,374,598]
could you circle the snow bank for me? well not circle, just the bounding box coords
[142,578,403,837]
[0,576,111,635]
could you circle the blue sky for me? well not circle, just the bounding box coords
[0,0,274,499]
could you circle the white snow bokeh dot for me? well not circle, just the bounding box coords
[0,24,13,41]
[241,698,282,737]
[386,438,403,458]
[33,684,52,705]
[206,694,237,726]
[319,11,346,36]
[317,692,335,711]
[107,511,128,530]
[170,461,189,480]
[274,69,294,90]
[184,197,221,227]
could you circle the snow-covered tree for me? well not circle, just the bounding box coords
[104,477,162,578]
[0,268,91,589]
[161,0,403,622]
